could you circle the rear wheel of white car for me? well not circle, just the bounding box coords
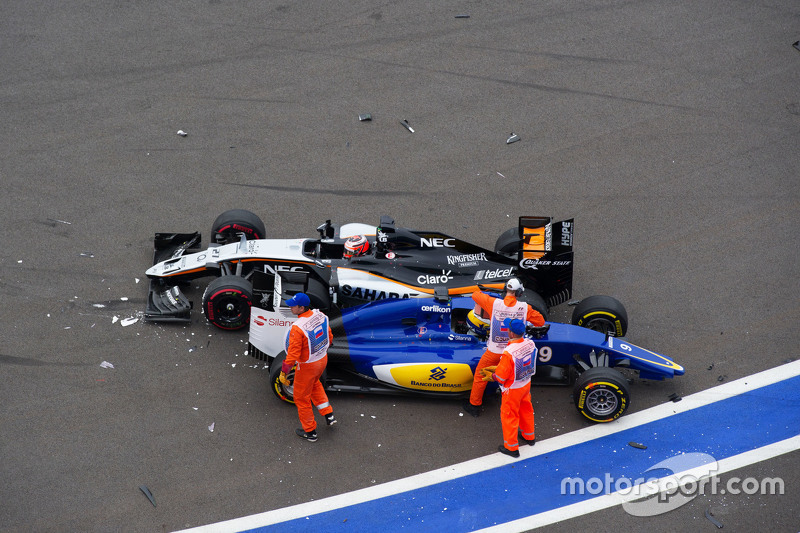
[573,366,630,422]
[211,209,266,244]
[494,227,520,258]
[202,275,253,330]
[571,295,628,337]
[519,288,548,321]
[269,352,295,404]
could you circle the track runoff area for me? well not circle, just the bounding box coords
[177,360,800,532]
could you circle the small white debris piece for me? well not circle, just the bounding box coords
[177,130,188,137]
[112,316,119,324]
[18,260,22,263]
[135,278,140,284]
[231,364,236,368]
[497,171,506,178]
[506,132,520,144]
[208,422,215,432]
[64,326,71,330]
[120,297,129,302]
[93,304,106,308]
[121,316,139,327]
[459,413,464,417]
[100,361,115,369]
[193,407,198,410]
[47,314,51,318]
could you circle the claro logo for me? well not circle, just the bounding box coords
[417,270,454,284]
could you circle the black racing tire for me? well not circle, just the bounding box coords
[306,277,331,312]
[573,366,630,423]
[269,352,295,404]
[494,227,520,258]
[571,295,628,337]
[202,275,253,330]
[519,288,549,321]
[211,209,266,244]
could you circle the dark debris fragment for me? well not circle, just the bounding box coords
[668,392,682,403]
[628,441,647,450]
[705,507,723,529]
[139,485,156,507]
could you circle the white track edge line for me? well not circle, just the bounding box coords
[476,433,800,532]
[175,359,800,533]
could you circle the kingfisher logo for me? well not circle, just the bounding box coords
[429,366,447,381]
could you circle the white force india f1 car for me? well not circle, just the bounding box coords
[144,209,575,330]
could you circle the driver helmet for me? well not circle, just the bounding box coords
[343,235,370,258]
[506,277,524,296]
[467,309,490,337]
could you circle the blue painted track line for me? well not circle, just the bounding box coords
[176,360,800,533]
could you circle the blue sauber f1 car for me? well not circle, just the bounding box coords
[248,271,684,423]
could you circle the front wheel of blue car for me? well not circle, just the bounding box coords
[573,367,630,423]
[269,353,295,404]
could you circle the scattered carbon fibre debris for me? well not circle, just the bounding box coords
[707,364,714,370]
[79,252,95,258]
[358,113,372,121]
[139,485,156,507]
[120,316,140,327]
[506,132,520,144]
[177,130,188,137]
[208,422,215,432]
[189,346,197,353]
[100,361,114,369]
[668,393,682,402]
[455,14,470,18]
[794,41,800,52]
[717,375,726,382]
[628,441,647,450]
[705,508,723,529]
[400,119,414,133]
[567,299,581,306]
[47,218,72,225]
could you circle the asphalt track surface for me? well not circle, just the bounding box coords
[1,2,798,532]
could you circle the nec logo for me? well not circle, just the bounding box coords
[420,237,455,248]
